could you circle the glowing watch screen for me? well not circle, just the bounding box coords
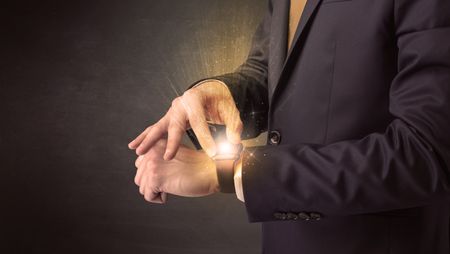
[213,142,243,161]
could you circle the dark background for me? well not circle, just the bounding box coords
[1,1,267,253]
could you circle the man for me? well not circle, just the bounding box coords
[128,0,450,253]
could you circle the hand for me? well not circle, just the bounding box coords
[134,139,219,203]
[128,80,243,159]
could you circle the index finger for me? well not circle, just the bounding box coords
[136,116,169,155]
[222,101,243,144]
[128,126,152,149]
[181,96,216,157]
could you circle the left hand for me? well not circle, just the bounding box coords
[128,81,243,159]
[132,139,219,203]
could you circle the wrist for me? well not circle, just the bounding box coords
[208,157,221,194]
[192,79,228,91]
[191,79,231,100]
[212,143,243,193]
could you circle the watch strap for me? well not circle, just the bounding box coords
[215,159,236,193]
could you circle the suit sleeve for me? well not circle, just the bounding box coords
[241,0,450,222]
[186,2,272,140]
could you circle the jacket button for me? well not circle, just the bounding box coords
[310,212,322,221]
[269,130,281,145]
[274,212,287,220]
[298,212,310,221]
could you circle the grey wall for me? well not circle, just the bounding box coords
[1,1,267,253]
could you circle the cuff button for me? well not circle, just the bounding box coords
[310,212,322,221]
[274,212,288,220]
[297,212,310,221]
[268,130,281,145]
[286,212,299,220]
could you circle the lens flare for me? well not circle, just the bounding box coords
[218,142,234,155]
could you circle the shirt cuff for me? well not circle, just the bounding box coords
[234,152,245,202]
[190,79,229,90]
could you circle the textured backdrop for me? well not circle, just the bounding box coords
[1,0,267,253]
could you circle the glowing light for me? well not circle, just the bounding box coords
[218,142,235,155]
[213,141,243,161]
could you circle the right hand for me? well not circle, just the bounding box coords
[128,80,243,160]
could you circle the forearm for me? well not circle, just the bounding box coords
[236,0,450,222]
[241,119,450,222]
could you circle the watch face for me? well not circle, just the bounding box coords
[213,142,243,161]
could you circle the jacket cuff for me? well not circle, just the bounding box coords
[241,146,290,222]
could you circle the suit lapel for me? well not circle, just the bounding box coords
[269,0,323,101]
[285,0,322,65]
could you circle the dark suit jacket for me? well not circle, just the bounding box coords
[191,0,450,253]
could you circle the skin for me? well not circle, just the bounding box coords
[133,139,219,203]
[128,81,243,203]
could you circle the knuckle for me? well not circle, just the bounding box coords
[134,176,140,186]
[171,97,181,108]
[183,89,197,99]
[135,157,141,168]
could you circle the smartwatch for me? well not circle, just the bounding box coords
[212,142,243,193]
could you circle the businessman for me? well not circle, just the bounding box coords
[128,0,450,253]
